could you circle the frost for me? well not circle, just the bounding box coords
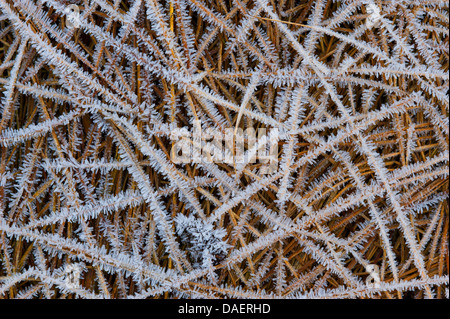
[175,214,230,268]
[0,0,448,300]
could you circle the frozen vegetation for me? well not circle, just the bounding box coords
[0,0,448,298]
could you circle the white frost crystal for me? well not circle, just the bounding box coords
[366,2,381,29]
[175,214,230,268]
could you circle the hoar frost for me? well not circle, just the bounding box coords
[175,214,230,268]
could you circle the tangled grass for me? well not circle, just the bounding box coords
[0,0,448,299]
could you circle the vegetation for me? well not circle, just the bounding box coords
[0,0,448,299]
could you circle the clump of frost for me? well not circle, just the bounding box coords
[175,214,230,268]
[365,1,382,29]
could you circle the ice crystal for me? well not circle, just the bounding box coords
[175,214,229,268]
